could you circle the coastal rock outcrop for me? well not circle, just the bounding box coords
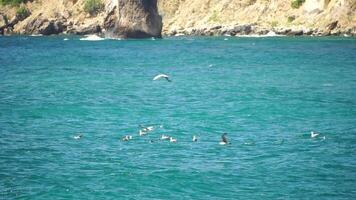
[105,0,162,38]
[23,16,65,35]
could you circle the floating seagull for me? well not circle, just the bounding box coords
[139,125,155,132]
[122,135,132,141]
[160,134,170,140]
[219,133,228,145]
[170,137,177,143]
[311,131,319,138]
[153,74,171,82]
[142,126,154,132]
[192,135,198,142]
[74,134,83,140]
[139,130,147,136]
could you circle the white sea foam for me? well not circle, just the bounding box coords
[236,31,285,38]
[30,34,42,37]
[80,35,105,41]
[175,33,185,36]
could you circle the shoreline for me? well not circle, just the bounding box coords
[163,24,356,37]
[2,24,355,38]
[0,32,354,38]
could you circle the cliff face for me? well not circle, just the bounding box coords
[107,0,162,38]
[0,0,355,36]
[158,0,356,36]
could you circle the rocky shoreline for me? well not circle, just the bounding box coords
[1,0,355,38]
[1,16,355,37]
[164,22,355,37]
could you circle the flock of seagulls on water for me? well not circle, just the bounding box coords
[74,123,230,145]
[73,128,325,145]
[124,124,198,144]
[73,73,326,144]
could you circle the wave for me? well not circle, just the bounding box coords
[30,34,43,37]
[80,35,105,41]
[236,31,286,38]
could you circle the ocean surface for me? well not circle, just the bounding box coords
[0,35,355,199]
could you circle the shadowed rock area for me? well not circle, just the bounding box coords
[106,0,162,38]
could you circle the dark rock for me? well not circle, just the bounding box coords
[275,29,291,35]
[24,17,65,35]
[71,24,101,35]
[326,21,338,31]
[210,25,222,30]
[103,5,117,31]
[0,14,8,28]
[106,0,162,38]
[287,30,303,36]
[1,15,20,35]
[0,14,8,35]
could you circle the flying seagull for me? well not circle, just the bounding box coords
[219,133,228,145]
[153,74,171,82]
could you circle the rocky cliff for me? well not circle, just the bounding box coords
[0,0,355,37]
[158,0,356,36]
[107,0,162,38]
[0,0,162,38]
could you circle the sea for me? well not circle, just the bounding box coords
[0,35,355,199]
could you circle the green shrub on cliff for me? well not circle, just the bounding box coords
[16,5,30,20]
[288,16,295,23]
[291,0,305,9]
[208,10,219,23]
[0,0,28,6]
[84,0,104,16]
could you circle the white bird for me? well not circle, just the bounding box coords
[219,133,228,145]
[122,135,132,141]
[160,134,170,140]
[74,134,83,140]
[139,130,147,136]
[143,126,154,132]
[153,74,171,82]
[170,137,177,143]
[311,131,319,138]
[192,135,198,142]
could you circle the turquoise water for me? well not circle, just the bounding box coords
[0,36,356,199]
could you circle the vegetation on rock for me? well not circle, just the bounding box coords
[0,0,28,6]
[84,0,104,16]
[291,0,305,9]
[288,16,295,23]
[16,5,30,20]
